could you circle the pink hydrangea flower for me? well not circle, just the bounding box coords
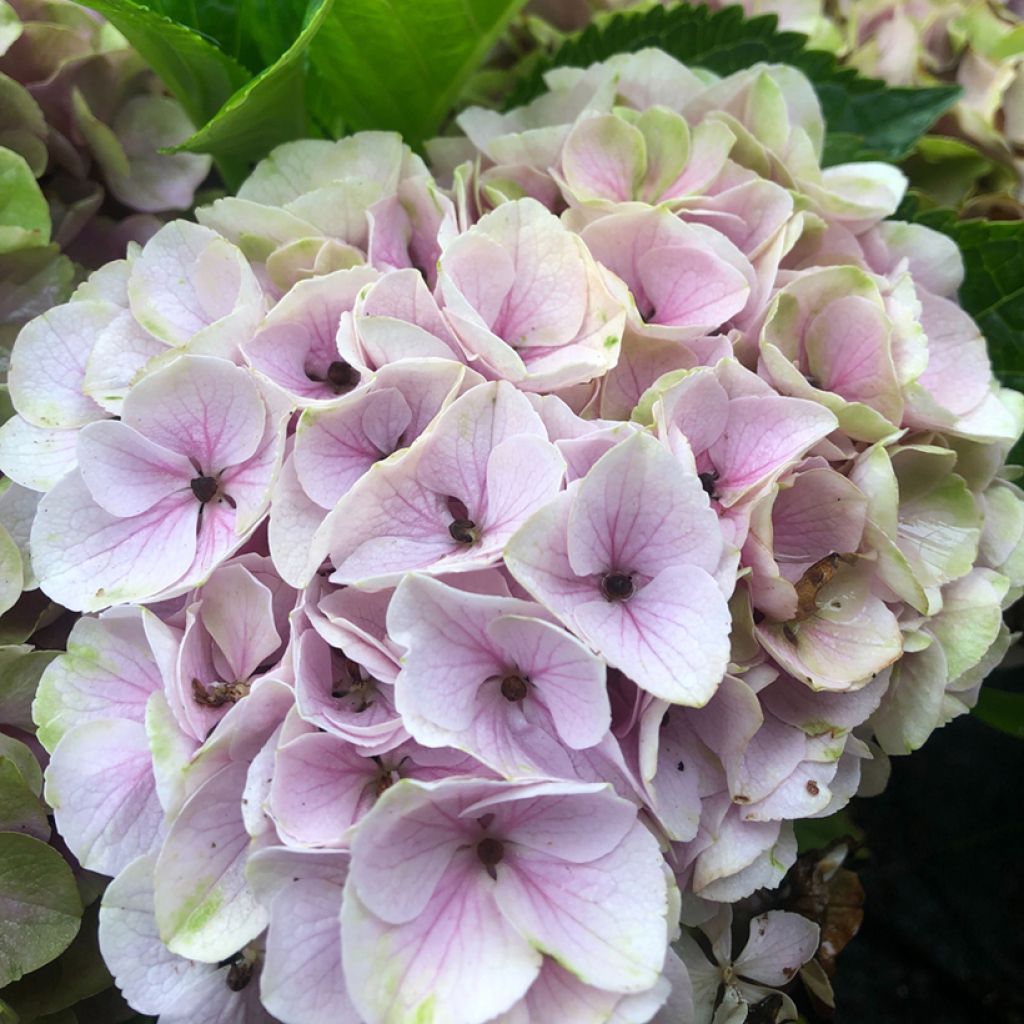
[341,777,674,1023]
[506,431,731,705]
[31,355,286,610]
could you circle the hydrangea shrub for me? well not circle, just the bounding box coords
[1,40,1023,1024]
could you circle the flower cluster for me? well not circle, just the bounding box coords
[0,0,210,350]
[5,48,1023,1024]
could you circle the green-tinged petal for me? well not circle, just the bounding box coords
[927,568,1009,682]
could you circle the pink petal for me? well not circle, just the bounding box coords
[32,472,198,611]
[198,564,281,683]
[270,732,376,846]
[733,911,820,986]
[33,610,163,751]
[638,245,750,329]
[342,855,539,1024]
[495,823,669,992]
[567,432,722,579]
[77,419,193,517]
[347,778,483,925]
[8,301,113,428]
[153,762,267,961]
[47,718,163,875]
[0,416,79,492]
[486,614,609,749]
[247,847,358,1024]
[574,564,730,706]
[122,356,266,472]
[710,395,837,502]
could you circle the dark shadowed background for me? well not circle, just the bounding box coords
[834,665,1024,1024]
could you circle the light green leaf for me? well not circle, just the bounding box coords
[172,0,336,189]
[309,0,529,145]
[0,833,82,988]
[0,2,22,58]
[71,0,250,131]
[0,149,48,255]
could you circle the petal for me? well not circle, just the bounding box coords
[77,419,193,517]
[198,564,281,683]
[295,388,411,508]
[709,396,837,502]
[33,610,163,751]
[567,432,723,579]
[561,113,646,203]
[154,762,267,961]
[733,911,819,987]
[122,355,266,471]
[270,732,376,846]
[575,565,731,706]
[495,823,670,992]
[638,246,749,329]
[99,855,221,1016]
[248,848,359,1024]
[31,472,198,611]
[348,778,486,925]
[487,614,610,749]
[0,416,78,492]
[342,855,539,1024]
[8,300,113,428]
[46,718,163,875]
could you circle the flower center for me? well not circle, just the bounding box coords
[226,960,254,991]
[190,475,219,503]
[446,496,478,545]
[500,674,528,702]
[477,837,505,879]
[600,571,635,601]
[191,678,250,707]
[331,671,376,713]
[698,470,719,500]
[326,359,359,392]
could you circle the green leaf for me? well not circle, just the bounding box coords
[0,760,48,841]
[0,833,82,988]
[75,0,250,130]
[794,809,863,852]
[895,196,1024,392]
[504,3,958,163]
[0,737,41,797]
[172,0,335,189]
[0,903,112,1022]
[0,647,59,733]
[308,0,529,145]
[0,150,48,255]
[972,686,1024,739]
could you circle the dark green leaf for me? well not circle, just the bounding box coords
[972,686,1024,739]
[171,0,335,190]
[308,0,529,145]
[0,646,58,732]
[0,833,82,989]
[505,3,958,163]
[794,809,863,852]
[77,0,250,130]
